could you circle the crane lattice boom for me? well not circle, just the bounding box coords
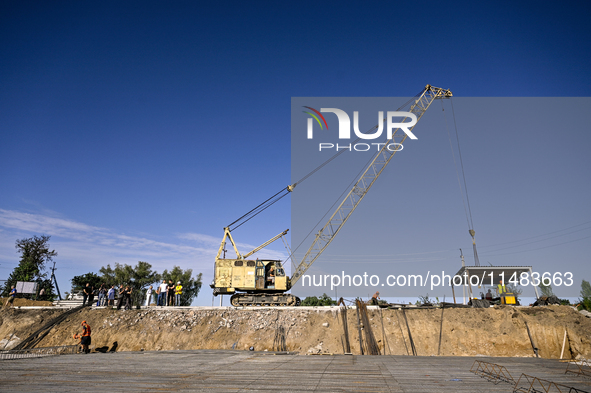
[290,85,452,286]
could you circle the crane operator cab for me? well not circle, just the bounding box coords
[255,260,285,290]
[262,261,286,289]
[266,263,275,288]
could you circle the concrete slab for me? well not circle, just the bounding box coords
[1,350,590,392]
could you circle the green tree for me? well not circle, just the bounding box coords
[161,266,202,306]
[71,272,102,293]
[579,279,591,312]
[98,264,118,286]
[2,235,56,300]
[300,293,337,306]
[539,282,554,297]
[99,262,160,307]
[581,280,591,299]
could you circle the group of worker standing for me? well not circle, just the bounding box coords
[81,283,134,309]
[78,280,183,309]
[145,279,182,307]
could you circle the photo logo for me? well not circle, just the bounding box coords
[304,107,417,152]
[305,108,417,140]
[302,106,329,131]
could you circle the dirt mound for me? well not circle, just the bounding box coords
[0,298,54,307]
[0,305,589,358]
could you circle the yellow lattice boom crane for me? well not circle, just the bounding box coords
[210,85,452,307]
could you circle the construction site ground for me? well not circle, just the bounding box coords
[2,350,591,392]
[1,300,591,392]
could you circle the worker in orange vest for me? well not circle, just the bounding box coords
[80,320,92,354]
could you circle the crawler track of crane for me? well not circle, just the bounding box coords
[230,293,301,307]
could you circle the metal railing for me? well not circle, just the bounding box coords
[0,344,78,360]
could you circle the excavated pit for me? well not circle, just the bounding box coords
[1,302,590,358]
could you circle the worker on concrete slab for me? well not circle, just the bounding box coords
[73,333,82,352]
[80,320,92,354]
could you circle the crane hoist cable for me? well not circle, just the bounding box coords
[227,187,292,231]
[287,135,389,268]
[227,92,424,232]
[441,98,480,266]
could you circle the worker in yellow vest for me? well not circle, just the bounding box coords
[175,281,183,306]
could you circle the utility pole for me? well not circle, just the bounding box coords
[469,229,480,266]
[50,261,62,300]
[460,249,466,305]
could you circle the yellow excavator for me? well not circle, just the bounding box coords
[210,85,453,306]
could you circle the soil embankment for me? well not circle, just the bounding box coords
[0,303,589,358]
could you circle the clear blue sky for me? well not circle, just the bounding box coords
[1,1,590,305]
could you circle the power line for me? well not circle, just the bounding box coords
[478,220,591,249]
[479,225,591,254]
[318,249,455,257]
[317,258,451,264]
[479,234,591,257]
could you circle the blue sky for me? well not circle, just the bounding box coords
[1,1,590,305]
